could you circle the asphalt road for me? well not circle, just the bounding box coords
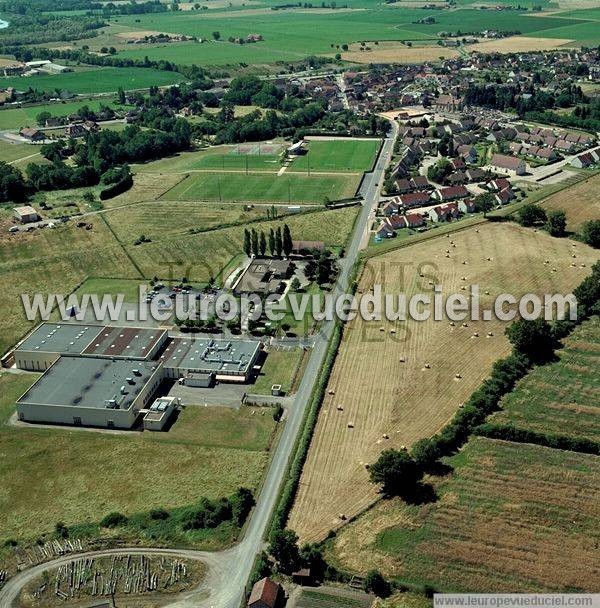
[0,122,399,608]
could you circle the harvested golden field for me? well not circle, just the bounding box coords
[288,222,598,543]
[326,437,600,592]
[466,36,573,54]
[540,173,600,231]
[342,42,458,64]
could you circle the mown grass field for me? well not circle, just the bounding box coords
[288,222,598,543]
[0,140,44,164]
[253,347,305,395]
[136,147,283,174]
[160,171,359,204]
[103,200,270,243]
[327,437,600,592]
[0,372,276,542]
[0,98,122,130]
[289,139,380,173]
[0,67,185,95]
[123,206,359,282]
[490,316,600,443]
[0,216,141,356]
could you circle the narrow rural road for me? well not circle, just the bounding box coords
[0,123,399,608]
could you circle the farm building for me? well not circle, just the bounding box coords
[488,153,526,176]
[248,577,284,608]
[159,337,261,382]
[13,323,168,372]
[19,127,44,142]
[13,205,39,224]
[16,357,164,429]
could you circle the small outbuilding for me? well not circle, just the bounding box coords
[14,205,39,224]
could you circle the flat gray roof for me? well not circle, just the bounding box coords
[18,357,159,410]
[159,337,260,374]
[15,323,166,360]
[16,323,104,355]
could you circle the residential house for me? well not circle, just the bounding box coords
[571,151,598,168]
[398,191,431,208]
[495,187,516,205]
[457,144,477,163]
[488,153,526,176]
[434,185,470,201]
[488,177,511,191]
[428,202,459,222]
[458,198,476,214]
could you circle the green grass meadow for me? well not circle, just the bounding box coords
[490,316,600,443]
[0,371,276,543]
[0,67,185,95]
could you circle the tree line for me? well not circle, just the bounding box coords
[243,224,293,258]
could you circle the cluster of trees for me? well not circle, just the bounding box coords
[0,12,104,46]
[464,83,586,116]
[427,157,453,184]
[243,224,293,258]
[526,98,600,133]
[98,0,168,16]
[516,202,567,237]
[305,250,336,286]
[0,123,190,200]
[181,487,254,530]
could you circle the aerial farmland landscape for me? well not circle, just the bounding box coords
[0,0,598,606]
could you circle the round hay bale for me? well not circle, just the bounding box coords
[347,421,354,428]
[399,356,406,362]
[455,373,462,379]
[462,322,468,327]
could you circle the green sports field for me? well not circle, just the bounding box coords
[161,171,359,204]
[0,67,185,95]
[135,147,283,174]
[289,139,380,173]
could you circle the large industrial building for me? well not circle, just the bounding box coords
[14,323,168,371]
[17,357,163,429]
[12,323,262,430]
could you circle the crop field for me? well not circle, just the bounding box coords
[160,171,359,204]
[0,98,122,131]
[90,6,594,66]
[327,437,600,592]
[0,67,185,95]
[466,35,573,53]
[288,222,598,543]
[0,371,276,542]
[342,41,459,64]
[296,587,373,608]
[123,206,359,282]
[540,173,600,230]
[289,139,380,173]
[489,316,600,443]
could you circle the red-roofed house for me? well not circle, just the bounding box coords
[248,578,283,608]
[488,153,526,176]
[428,202,459,222]
[434,185,470,201]
[398,191,431,208]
